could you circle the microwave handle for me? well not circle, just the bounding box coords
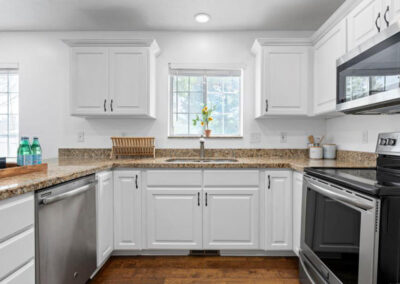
[305,177,374,211]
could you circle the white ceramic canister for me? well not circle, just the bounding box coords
[309,146,323,160]
[323,144,337,159]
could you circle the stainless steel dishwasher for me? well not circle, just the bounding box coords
[35,174,97,284]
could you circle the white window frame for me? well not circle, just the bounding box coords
[0,64,19,158]
[168,64,244,138]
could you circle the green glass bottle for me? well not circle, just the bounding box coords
[31,137,42,165]
[20,137,32,166]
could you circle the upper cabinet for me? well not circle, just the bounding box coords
[252,39,312,117]
[313,19,347,115]
[65,39,160,118]
[347,0,400,51]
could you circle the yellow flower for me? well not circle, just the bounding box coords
[204,106,208,111]
[208,117,213,121]
[201,121,204,126]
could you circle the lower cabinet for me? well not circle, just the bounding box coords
[292,171,303,256]
[203,188,259,249]
[114,170,141,250]
[96,171,114,266]
[265,170,293,251]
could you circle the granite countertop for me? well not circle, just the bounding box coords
[0,156,376,201]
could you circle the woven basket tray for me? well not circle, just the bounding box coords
[111,137,155,159]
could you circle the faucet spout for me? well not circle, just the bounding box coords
[199,136,205,159]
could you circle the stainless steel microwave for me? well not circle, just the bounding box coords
[337,22,400,114]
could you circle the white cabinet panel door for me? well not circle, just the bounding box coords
[145,189,202,249]
[114,170,141,250]
[347,0,381,51]
[70,47,109,115]
[96,171,114,266]
[387,0,400,25]
[203,188,259,249]
[313,19,347,115]
[1,259,34,284]
[263,46,310,115]
[292,172,303,256]
[265,170,292,251]
[109,47,148,115]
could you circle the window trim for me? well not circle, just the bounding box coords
[168,65,244,138]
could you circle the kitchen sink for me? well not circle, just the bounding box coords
[165,158,239,163]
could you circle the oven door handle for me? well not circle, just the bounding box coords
[299,254,329,284]
[306,178,374,210]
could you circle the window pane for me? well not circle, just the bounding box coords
[225,93,240,114]
[176,92,189,113]
[9,135,18,158]
[0,93,7,114]
[207,77,223,92]
[0,115,7,136]
[173,113,188,135]
[190,92,203,113]
[209,114,223,135]
[9,114,18,136]
[190,76,203,92]
[9,93,18,114]
[177,76,189,92]
[224,113,240,135]
[189,113,202,135]
[0,75,7,92]
[207,92,223,113]
[9,74,18,93]
[223,77,240,93]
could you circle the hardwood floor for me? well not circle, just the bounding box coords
[91,256,300,284]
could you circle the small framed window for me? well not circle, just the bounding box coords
[0,69,19,158]
[169,67,242,137]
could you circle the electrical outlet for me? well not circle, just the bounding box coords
[280,132,287,143]
[78,131,85,143]
[362,130,368,144]
[250,132,261,144]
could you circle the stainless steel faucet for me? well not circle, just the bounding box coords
[199,136,205,159]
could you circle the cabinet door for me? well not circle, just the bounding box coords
[114,170,141,250]
[145,188,202,249]
[263,46,310,115]
[96,171,114,266]
[292,172,303,256]
[386,0,400,25]
[203,188,259,249]
[70,47,109,115]
[347,0,381,51]
[109,47,148,115]
[265,170,292,251]
[313,19,347,115]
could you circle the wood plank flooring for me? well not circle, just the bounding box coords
[91,256,300,284]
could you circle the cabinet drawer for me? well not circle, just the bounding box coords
[146,170,202,187]
[1,259,34,284]
[204,170,259,187]
[0,228,35,280]
[0,193,34,242]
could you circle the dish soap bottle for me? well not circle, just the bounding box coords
[31,137,42,165]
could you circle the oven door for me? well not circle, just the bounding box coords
[300,175,379,284]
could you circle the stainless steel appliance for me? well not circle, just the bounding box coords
[35,175,97,284]
[300,132,400,284]
[337,21,400,114]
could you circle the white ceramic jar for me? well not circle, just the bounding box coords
[323,144,337,159]
[309,146,323,160]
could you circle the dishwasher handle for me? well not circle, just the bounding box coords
[41,182,96,205]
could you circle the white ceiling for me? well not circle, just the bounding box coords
[0,0,346,31]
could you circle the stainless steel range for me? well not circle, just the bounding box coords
[300,132,400,284]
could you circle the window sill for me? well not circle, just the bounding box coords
[168,136,243,139]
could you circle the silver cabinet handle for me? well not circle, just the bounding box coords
[110,99,114,112]
[104,99,107,112]
[135,174,138,189]
[265,99,269,112]
[205,192,208,207]
[375,12,381,32]
[384,6,390,27]
[197,192,200,206]
[268,175,271,189]
[42,183,95,205]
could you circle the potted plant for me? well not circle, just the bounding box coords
[193,106,214,137]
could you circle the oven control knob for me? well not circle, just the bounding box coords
[388,138,397,146]
[380,138,388,145]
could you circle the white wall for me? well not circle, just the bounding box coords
[0,31,326,158]
[326,115,400,152]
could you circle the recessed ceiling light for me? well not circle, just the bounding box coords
[195,13,211,23]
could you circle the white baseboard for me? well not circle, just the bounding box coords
[220,250,296,257]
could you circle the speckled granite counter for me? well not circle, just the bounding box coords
[0,152,376,201]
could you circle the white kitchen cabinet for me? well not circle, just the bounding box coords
[252,39,311,117]
[203,188,260,249]
[292,171,303,256]
[96,171,114,266]
[66,39,159,118]
[385,0,400,25]
[347,0,381,51]
[313,19,347,115]
[0,193,35,283]
[265,170,292,251]
[114,170,141,250]
[145,170,202,249]
[145,188,202,249]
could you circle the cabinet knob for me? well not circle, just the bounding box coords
[384,6,390,27]
[104,99,107,112]
[376,12,381,32]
